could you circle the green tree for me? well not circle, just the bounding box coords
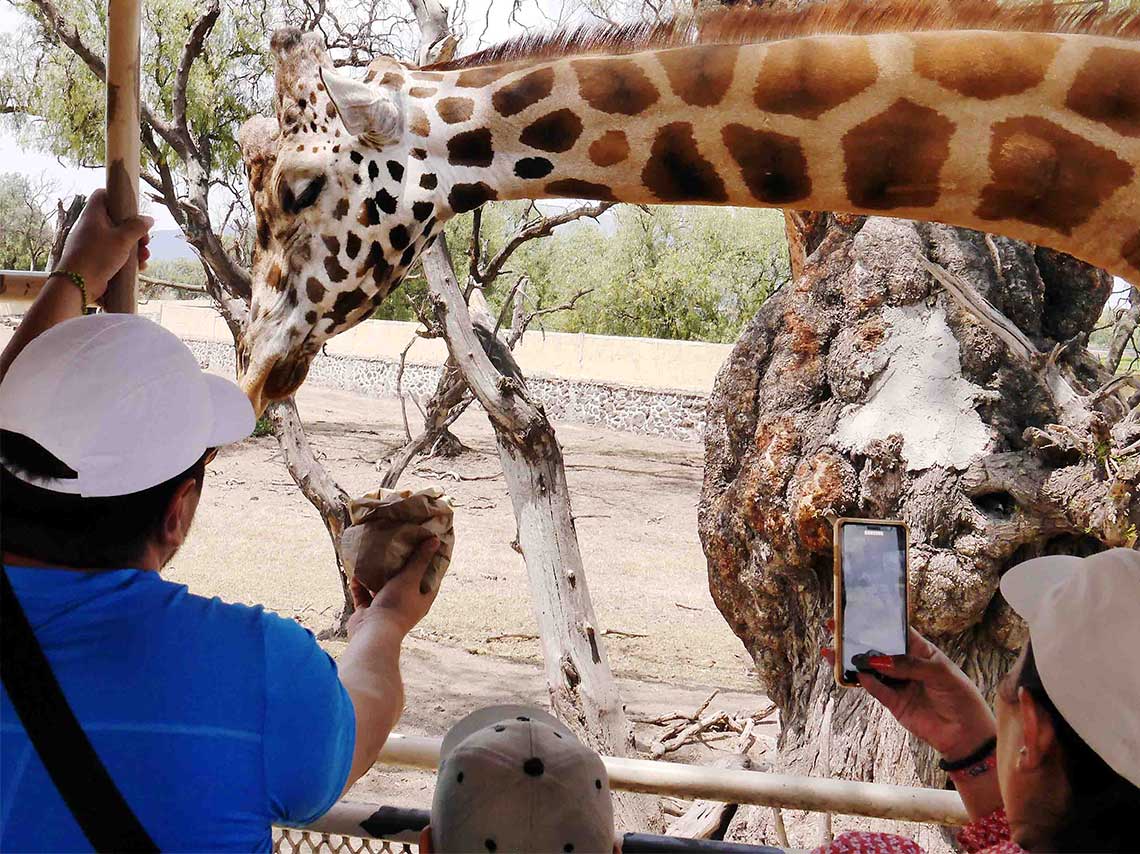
[0,172,55,270]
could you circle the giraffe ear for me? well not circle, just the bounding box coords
[320,67,403,147]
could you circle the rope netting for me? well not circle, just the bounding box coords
[273,828,416,854]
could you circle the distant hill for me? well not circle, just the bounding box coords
[148,229,196,261]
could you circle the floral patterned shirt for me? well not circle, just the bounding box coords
[813,810,1020,854]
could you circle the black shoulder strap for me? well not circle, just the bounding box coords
[1,568,158,852]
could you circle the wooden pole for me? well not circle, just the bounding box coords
[375,733,971,827]
[104,0,142,313]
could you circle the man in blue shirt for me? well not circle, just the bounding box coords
[0,190,442,851]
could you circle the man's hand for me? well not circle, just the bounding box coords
[347,537,441,639]
[57,189,154,302]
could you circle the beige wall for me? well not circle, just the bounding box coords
[151,301,732,394]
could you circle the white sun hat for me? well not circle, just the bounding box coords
[431,705,616,854]
[0,313,254,497]
[1000,547,1140,788]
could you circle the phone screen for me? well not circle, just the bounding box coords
[840,522,907,685]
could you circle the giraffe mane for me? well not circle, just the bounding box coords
[426,0,1139,71]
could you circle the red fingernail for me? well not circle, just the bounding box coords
[868,655,894,670]
[820,646,831,659]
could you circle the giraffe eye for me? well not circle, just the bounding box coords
[281,175,326,214]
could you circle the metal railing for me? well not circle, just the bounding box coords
[282,802,785,854]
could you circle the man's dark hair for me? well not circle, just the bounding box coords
[1010,641,1140,852]
[1,429,207,568]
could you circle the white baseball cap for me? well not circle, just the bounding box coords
[0,313,254,497]
[431,705,616,854]
[1000,548,1140,788]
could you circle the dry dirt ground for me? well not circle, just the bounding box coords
[166,383,774,810]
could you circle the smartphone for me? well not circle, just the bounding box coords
[833,518,909,688]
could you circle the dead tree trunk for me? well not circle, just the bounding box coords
[419,237,659,832]
[1108,283,1140,374]
[699,215,1138,849]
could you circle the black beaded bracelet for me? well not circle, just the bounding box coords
[938,736,997,772]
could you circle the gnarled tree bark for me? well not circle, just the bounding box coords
[699,215,1138,850]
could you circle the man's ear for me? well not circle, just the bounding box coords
[160,478,201,549]
[418,826,432,853]
[1017,686,1057,770]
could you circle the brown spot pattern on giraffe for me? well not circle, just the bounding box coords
[754,37,877,119]
[514,157,553,179]
[589,131,629,167]
[456,66,515,88]
[358,198,379,227]
[322,235,340,256]
[324,254,349,282]
[641,122,727,203]
[1123,232,1140,275]
[409,86,438,98]
[448,129,494,167]
[325,102,337,118]
[359,241,383,277]
[379,72,404,87]
[333,199,349,220]
[306,277,326,304]
[657,45,739,107]
[573,58,659,116]
[420,173,437,189]
[449,182,498,214]
[1066,46,1140,138]
[520,109,583,152]
[545,179,615,201]
[266,263,284,291]
[976,116,1134,234]
[346,232,362,259]
[326,289,367,327]
[912,32,1061,100]
[409,107,431,137]
[843,99,954,210]
[492,67,555,117]
[722,124,811,204]
[437,97,475,124]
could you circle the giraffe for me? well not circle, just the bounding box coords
[237,0,1140,413]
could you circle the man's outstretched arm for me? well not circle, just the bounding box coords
[338,537,441,792]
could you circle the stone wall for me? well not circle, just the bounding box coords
[185,339,710,443]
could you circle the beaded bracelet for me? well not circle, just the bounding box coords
[49,269,88,308]
[938,736,997,772]
[947,752,997,785]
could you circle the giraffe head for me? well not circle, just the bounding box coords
[238,29,448,412]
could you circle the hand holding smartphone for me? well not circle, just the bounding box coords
[833,518,909,688]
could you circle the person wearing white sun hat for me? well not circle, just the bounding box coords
[0,192,444,851]
[819,547,1140,854]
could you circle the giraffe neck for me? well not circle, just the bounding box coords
[415,30,1140,281]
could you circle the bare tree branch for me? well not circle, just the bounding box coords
[481,201,614,285]
[173,0,221,158]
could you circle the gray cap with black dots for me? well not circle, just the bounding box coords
[431,705,616,853]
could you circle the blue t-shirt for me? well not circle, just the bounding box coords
[0,565,356,852]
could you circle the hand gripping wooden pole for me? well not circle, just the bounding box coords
[104,0,142,313]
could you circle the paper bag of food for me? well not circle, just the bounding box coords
[339,486,455,595]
